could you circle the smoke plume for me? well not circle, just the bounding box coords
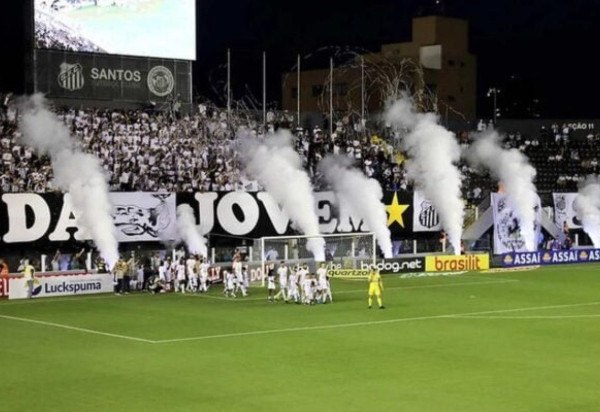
[319,155,392,258]
[465,130,538,251]
[18,94,119,268]
[176,204,208,257]
[574,175,600,247]
[239,130,325,260]
[385,96,464,254]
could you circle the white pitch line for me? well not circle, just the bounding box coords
[450,314,600,320]
[0,314,155,343]
[153,301,600,344]
[182,293,234,301]
[4,300,599,345]
[0,293,147,306]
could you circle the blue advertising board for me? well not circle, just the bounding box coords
[501,249,600,267]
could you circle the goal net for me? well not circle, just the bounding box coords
[253,233,376,280]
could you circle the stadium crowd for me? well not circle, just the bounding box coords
[0,94,413,196]
[3,92,600,201]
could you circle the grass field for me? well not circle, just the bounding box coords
[2,265,600,411]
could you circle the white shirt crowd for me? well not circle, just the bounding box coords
[0,95,407,194]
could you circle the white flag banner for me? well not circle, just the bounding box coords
[110,192,177,242]
[552,192,582,229]
[412,191,442,232]
[491,192,542,254]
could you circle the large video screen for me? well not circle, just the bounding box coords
[34,0,196,61]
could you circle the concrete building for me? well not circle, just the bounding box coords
[282,15,476,123]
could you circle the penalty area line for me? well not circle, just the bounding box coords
[0,314,155,343]
[154,301,600,344]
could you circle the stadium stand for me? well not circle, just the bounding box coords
[0,95,409,195]
[3,92,600,202]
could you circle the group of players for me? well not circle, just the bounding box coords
[139,249,384,310]
[266,262,333,305]
[148,250,251,297]
[222,250,250,298]
[146,254,212,294]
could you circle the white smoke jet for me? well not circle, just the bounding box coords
[319,155,393,258]
[18,94,119,268]
[574,175,600,248]
[176,204,208,257]
[385,97,464,255]
[239,130,325,260]
[466,129,538,251]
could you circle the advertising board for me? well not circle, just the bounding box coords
[425,255,490,272]
[8,272,114,300]
[501,249,600,267]
[360,258,426,274]
[35,50,191,104]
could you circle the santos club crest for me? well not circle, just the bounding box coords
[147,66,174,97]
[58,63,84,91]
[418,200,439,229]
[412,191,441,232]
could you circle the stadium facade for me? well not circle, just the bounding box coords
[281,16,477,123]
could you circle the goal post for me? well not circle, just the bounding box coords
[254,233,377,283]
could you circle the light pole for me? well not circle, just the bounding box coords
[487,87,500,124]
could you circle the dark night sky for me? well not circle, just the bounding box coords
[2,0,600,118]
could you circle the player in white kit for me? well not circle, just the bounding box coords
[158,260,167,282]
[175,258,187,293]
[163,257,173,291]
[287,266,300,303]
[224,270,236,298]
[316,263,332,303]
[199,258,210,293]
[297,264,309,302]
[186,255,198,293]
[242,266,250,293]
[302,273,315,305]
[274,261,288,302]
[232,250,247,297]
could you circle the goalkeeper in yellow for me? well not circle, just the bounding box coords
[367,268,384,309]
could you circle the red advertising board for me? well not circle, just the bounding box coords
[0,277,9,298]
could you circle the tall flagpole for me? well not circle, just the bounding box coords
[227,48,231,121]
[329,57,333,137]
[361,56,365,125]
[262,51,267,127]
[296,54,301,127]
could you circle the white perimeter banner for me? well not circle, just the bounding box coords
[8,273,114,300]
[110,192,177,242]
[412,191,442,232]
[552,193,582,229]
[491,192,542,255]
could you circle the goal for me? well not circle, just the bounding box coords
[253,233,376,280]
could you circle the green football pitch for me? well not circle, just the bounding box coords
[2,264,600,412]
